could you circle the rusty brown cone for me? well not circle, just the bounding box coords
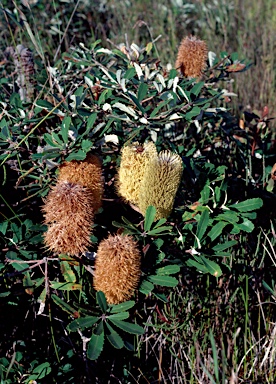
[175,36,208,78]
[93,234,141,304]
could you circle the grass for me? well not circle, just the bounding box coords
[0,0,276,383]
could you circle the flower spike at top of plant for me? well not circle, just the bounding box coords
[175,36,208,78]
[139,150,183,220]
[93,234,141,304]
[116,141,158,206]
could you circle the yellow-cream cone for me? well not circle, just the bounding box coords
[138,150,183,220]
[116,142,158,206]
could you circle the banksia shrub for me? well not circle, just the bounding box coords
[139,151,183,220]
[116,142,158,206]
[42,182,94,256]
[93,234,141,304]
[175,36,208,78]
[58,154,103,212]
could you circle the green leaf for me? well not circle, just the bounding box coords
[87,331,104,360]
[67,316,99,332]
[191,82,204,97]
[185,106,201,121]
[212,240,238,251]
[144,206,156,232]
[201,256,222,277]
[139,280,154,294]
[155,265,180,275]
[32,362,51,379]
[50,282,82,290]
[110,301,135,313]
[215,211,239,223]
[60,261,76,283]
[61,116,71,143]
[147,226,172,236]
[108,312,129,321]
[137,83,148,102]
[236,218,254,232]
[196,209,210,242]
[109,319,144,335]
[208,221,228,241]
[97,291,108,313]
[186,258,208,273]
[262,280,276,296]
[148,275,178,287]
[229,198,263,212]
[65,150,87,161]
[51,294,79,317]
[36,99,54,110]
[105,322,124,349]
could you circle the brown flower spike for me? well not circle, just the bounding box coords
[175,36,208,78]
[43,182,94,256]
[93,234,141,304]
[58,154,103,212]
[42,154,103,256]
[116,142,158,206]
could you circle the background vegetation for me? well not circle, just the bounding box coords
[0,0,276,383]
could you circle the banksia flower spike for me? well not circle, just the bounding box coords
[58,154,103,212]
[42,182,94,256]
[175,36,208,78]
[42,154,103,256]
[117,142,158,206]
[93,234,141,304]
[139,151,183,220]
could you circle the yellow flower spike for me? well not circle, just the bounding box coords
[116,142,158,206]
[139,150,183,220]
[58,154,103,213]
[175,36,208,78]
[93,234,141,304]
[42,181,94,256]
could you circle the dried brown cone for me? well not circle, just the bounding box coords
[116,142,158,206]
[175,36,208,78]
[58,154,103,213]
[93,234,141,304]
[42,181,94,256]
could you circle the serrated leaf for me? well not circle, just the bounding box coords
[201,256,222,277]
[186,258,208,273]
[87,331,104,360]
[105,322,124,349]
[60,261,76,283]
[97,291,108,312]
[196,209,210,242]
[50,282,82,290]
[108,312,129,321]
[236,218,254,232]
[147,226,172,236]
[65,150,87,161]
[208,221,228,241]
[51,294,79,317]
[212,240,238,252]
[109,319,144,335]
[67,316,99,332]
[144,205,156,232]
[229,198,263,212]
[110,301,135,313]
[139,280,154,294]
[155,265,180,275]
[148,275,178,287]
